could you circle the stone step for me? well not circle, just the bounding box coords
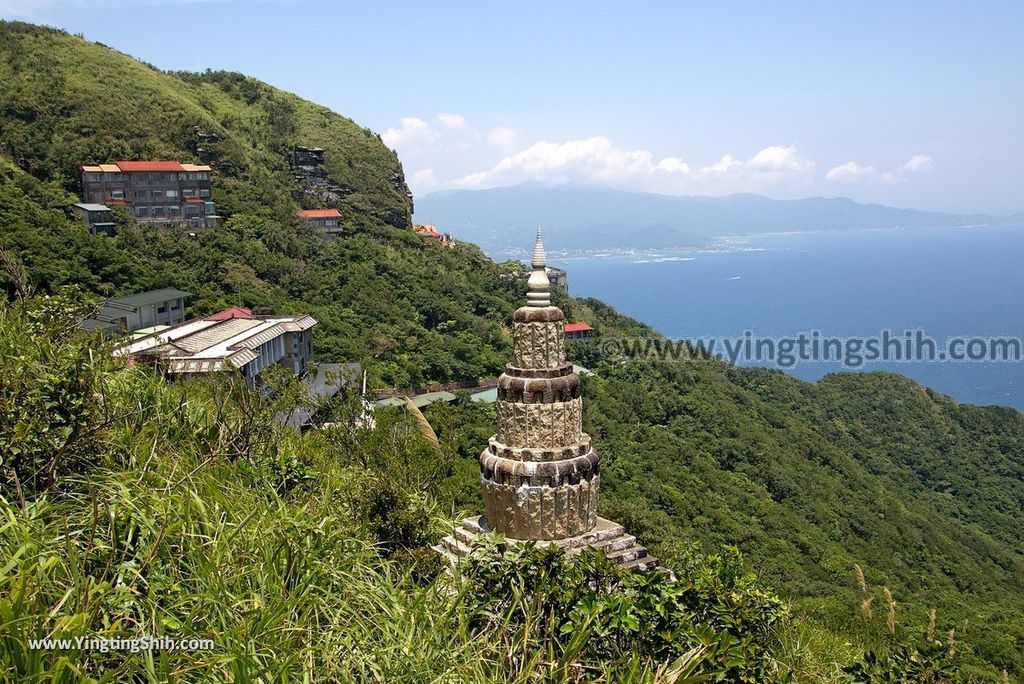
[441,535,473,557]
[453,527,478,547]
[603,544,646,565]
[622,555,659,572]
[462,516,489,535]
[592,534,637,554]
[432,544,458,563]
[439,516,659,573]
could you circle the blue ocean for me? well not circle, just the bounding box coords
[564,226,1024,410]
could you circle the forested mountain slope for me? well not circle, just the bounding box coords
[0,21,1021,681]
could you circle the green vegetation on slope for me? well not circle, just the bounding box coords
[1,294,800,683]
[0,20,1021,682]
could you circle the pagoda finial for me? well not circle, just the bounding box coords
[531,224,546,269]
[526,225,550,307]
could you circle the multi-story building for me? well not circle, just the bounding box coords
[81,288,193,336]
[297,208,343,236]
[80,161,218,228]
[116,308,316,385]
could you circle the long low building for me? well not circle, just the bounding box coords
[116,308,316,385]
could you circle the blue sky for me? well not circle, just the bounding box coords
[2,0,1022,213]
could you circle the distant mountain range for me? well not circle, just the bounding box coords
[414,185,1004,258]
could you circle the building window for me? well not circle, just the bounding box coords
[135,206,149,218]
[110,189,124,199]
[199,189,211,198]
[151,190,164,199]
[182,188,194,198]
[166,190,178,198]
[185,206,199,217]
[134,190,147,199]
[157,305,167,314]
[152,207,165,218]
[167,206,180,217]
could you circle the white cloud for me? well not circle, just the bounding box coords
[826,154,934,184]
[653,157,690,174]
[409,168,440,193]
[746,145,815,173]
[381,117,436,148]
[900,154,934,173]
[454,138,815,192]
[382,113,818,196]
[705,154,742,175]
[825,161,877,182]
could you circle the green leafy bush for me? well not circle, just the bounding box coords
[460,540,790,682]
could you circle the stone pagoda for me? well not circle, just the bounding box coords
[436,228,657,571]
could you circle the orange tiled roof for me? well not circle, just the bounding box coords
[298,208,342,219]
[115,161,186,172]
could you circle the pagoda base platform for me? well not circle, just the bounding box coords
[434,515,658,572]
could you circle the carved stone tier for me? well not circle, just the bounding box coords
[496,398,582,448]
[512,306,565,370]
[435,516,659,572]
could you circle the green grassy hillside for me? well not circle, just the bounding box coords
[0,21,1021,682]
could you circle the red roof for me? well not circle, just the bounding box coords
[416,226,442,238]
[564,323,593,333]
[205,307,252,321]
[115,161,186,172]
[298,208,342,219]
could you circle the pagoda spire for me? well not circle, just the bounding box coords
[526,225,551,307]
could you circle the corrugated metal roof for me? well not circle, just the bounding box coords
[412,391,458,408]
[73,203,112,212]
[230,325,284,350]
[224,348,259,367]
[277,315,317,332]
[180,164,212,172]
[174,318,261,354]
